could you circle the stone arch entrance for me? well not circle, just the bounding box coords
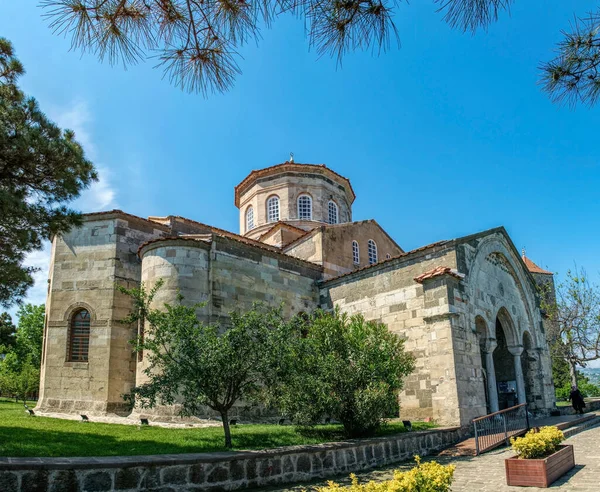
[493,307,527,410]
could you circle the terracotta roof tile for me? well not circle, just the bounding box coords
[522,255,553,275]
[414,266,464,283]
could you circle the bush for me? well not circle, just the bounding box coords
[316,456,455,491]
[265,309,415,438]
[510,426,564,459]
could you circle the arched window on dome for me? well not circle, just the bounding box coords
[246,206,254,232]
[68,309,90,362]
[267,196,280,223]
[368,239,378,265]
[328,200,339,224]
[297,194,312,220]
[352,240,360,265]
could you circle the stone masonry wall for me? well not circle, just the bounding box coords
[321,246,462,426]
[133,235,321,421]
[38,214,166,416]
[0,426,469,492]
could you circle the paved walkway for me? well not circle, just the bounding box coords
[263,422,600,491]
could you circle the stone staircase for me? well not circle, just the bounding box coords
[438,411,600,457]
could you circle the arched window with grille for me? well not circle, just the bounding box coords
[69,309,90,362]
[352,240,360,265]
[297,194,312,220]
[368,239,378,265]
[267,196,280,222]
[246,205,254,232]
[328,200,339,224]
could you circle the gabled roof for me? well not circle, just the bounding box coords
[258,221,309,242]
[522,254,553,275]
[234,162,356,207]
[282,219,404,254]
[323,226,542,286]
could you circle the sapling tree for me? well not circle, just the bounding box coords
[541,268,600,389]
[120,280,286,448]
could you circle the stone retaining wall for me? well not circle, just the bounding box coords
[0,426,469,492]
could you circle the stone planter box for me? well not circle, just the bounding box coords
[505,444,574,488]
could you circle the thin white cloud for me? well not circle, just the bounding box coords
[49,100,118,212]
[8,100,119,313]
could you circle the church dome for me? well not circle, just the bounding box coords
[235,161,355,239]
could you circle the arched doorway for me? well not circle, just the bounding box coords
[494,317,518,409]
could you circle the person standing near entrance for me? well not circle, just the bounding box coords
[569,386,586,414]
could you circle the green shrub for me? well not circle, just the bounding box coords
[316,456,455,491]
[510,426,564,459]
[265,309,415,438]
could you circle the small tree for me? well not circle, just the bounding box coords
[266,309,415,437]
[542,268,600,389]
[14,304,45,370]
[120,281,286,448]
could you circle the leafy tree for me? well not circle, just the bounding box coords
[0,304,44,400]
[120,280,285,448]
[552,355,598,400]
[265,309,415,438]
[14,304,45,370]
[0,312,16,352]
[0,38,97,307]
[0,357,40,403]
[541,268,600,390]
[41,1,600,104]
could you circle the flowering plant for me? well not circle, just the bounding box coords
[510,426,565,459]
[316,456,455,491]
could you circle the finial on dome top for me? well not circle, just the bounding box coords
[289,152,294,163]
[522,247,526,259]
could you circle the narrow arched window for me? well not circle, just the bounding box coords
[368,239,378,265]
[386,253,391,259]
[267,196,280,222]
[246,205,254,232]
[69,309,90,362]
[328,201,339,224]
[297,194,312,220]
[352,240,360,265]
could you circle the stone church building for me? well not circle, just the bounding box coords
[37,162,556,427]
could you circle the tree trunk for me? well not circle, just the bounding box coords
[568,359,578,388]
[220,410,232,449]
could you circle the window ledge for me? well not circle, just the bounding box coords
[64,361,89,369]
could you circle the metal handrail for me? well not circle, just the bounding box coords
[473,403,529,455]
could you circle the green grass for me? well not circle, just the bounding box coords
[0,400,436,458]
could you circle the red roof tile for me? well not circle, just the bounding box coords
[414,266,464,283]
[522,255,553,275]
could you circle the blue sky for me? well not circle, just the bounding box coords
[2,2,599,323]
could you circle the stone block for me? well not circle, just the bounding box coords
[49,470,79,492]
[114,467,141,490]
[161,465,188,485]
[22,470,49,492]
[0,472,18,492]
[296,454,311,474]
[229,460,246,482]
[82,471,112,492]
[206,465,229,483]
[189,464,205,485]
